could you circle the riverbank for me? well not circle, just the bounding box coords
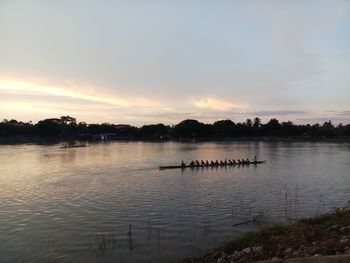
[181,207,350,263]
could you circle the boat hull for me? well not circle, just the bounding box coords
[159,161,266,170]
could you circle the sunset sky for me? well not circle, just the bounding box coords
[0,0,349,126]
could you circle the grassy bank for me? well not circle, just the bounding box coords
[181,207,350,262]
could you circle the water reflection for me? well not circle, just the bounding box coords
[96,234,118,257]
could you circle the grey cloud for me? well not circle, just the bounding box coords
[336,111,350,116]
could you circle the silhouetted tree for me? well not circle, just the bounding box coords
[35,118,62,136]
[213,120,235,137]
[139,124,171,139]
[174,119,210,138]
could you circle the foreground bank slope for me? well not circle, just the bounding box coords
[181,207,350,263]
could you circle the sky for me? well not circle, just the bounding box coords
[0,0,349,126]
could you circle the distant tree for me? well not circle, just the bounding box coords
[35,118,62,136]
[213,120,235,137]
[252,117,261,135]
[262,118,281,135]
[139,124,170,139]
[321,121,335,138]
[60,116,76,125]
[253,117,261,129]
[280,121,301,136]
[77,122,88,134]
[173,119,210,138]
[245,119,252,127]
[343,124,350,136]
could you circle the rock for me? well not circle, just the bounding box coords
[292,251,300,257]
[217,257,226,263]
[330,225,339,230]
[271,257,282,262]
[232,250,240,257]
[242,247,252,254]
[340,238,348,244]
[252,246,264,254]
[285,247,292,254]
[314,254,322,257]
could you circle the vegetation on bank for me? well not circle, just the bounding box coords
[181,208,350,262]
[1,116,350,141]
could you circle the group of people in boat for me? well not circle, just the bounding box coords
[181,156,257,167]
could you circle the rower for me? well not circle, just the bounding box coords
[228,159,233,165]
[232,159,236,164]
[237,159,241,164]
[254,156,257,162]
[190,160,195,166]
[215,160,219,165]
[181,160,186,167]
[205,160,209,166]
[210,160,215,166]
[224,159,227,165]
[195,160,200,166]
[201,160,205,166]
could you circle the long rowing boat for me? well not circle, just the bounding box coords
[159,160,266,170]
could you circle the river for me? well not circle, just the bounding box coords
[0,141,349,262]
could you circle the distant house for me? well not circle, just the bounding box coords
[92,133,116,141]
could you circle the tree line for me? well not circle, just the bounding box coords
[1,116,349,140]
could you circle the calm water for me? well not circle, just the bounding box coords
[0,141,349,263]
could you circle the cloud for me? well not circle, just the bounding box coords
[0,78,162,109]
[248,110,307,116]
[337,111,350,116]
[193,98,244,111]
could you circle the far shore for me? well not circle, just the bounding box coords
[1,135,350,145]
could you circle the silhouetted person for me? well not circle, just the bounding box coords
[181,160,186,167]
